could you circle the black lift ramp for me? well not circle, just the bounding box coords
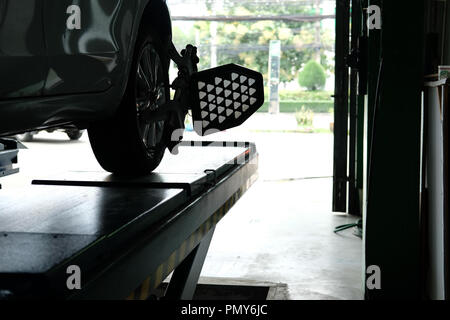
[0,142,258,300]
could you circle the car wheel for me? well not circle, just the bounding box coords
[88,29,170,175]
[66,129,84,141]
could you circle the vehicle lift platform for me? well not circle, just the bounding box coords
[0,141,258,300]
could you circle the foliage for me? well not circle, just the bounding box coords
[264,90,333,101]
[171,1,334,84]
[172,25,196,48]
[295,106,314,126]
[258,100,333,113]
[278,90,333,101]
[298,60,327,91]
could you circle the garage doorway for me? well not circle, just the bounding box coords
[0,0,363,300]
[168,0,363,300]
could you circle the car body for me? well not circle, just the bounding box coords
[1,0,265,175]
[0,0,172,136]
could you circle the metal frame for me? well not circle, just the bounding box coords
[0,142,258,300]
[347,0,363,217]
[332,0,350,213]
[164,227,216,300]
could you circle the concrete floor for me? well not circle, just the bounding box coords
[189,125,363,300]
[2,120,363,300]
[201,178,363,300]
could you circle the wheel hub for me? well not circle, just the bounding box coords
[135,43,166,155]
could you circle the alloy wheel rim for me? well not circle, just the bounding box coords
[135,43,166,157]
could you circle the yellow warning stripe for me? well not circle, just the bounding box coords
[126,180,249,300]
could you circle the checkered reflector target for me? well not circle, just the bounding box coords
[190,64,264,136]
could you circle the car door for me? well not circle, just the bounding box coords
[0,0,48,98]
[42,0,133,96]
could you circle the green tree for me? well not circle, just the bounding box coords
[212,3,317,83]
[298,60,326,91]
[172,25,196,51]
[171,1,334,84]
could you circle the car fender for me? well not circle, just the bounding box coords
[119,0,172,108]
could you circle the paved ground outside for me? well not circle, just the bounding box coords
[1,112,362,300]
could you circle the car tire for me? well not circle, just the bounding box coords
[88,27,170,175]
[66,129,84,141]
